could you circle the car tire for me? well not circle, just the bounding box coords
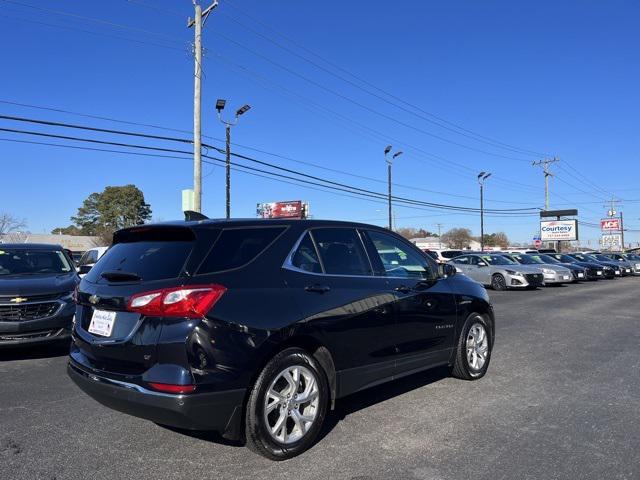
[245,347,328,461]
[451,313,492,381]
[491,273,507,291]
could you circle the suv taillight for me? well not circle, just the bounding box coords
[127,284,226,318]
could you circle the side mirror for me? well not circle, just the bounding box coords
[78,264,92,275]
[438,263,457,278]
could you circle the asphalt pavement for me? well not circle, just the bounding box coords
[1,277,639,480]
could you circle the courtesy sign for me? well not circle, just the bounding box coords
[540,220,578,241]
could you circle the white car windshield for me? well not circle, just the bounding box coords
[482,255,516,265]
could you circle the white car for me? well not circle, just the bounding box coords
[76,246,108,277]
[427,249,465,263]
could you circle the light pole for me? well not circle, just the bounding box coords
[384,145,403,230]
[216,99,251,219]
[478,172,491,251]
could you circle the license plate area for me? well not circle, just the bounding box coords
[88,309,117,337]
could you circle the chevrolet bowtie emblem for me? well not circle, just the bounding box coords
[10,297,28,303]
[88,295,99,305]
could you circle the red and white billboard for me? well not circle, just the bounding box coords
[257,201,306,219]
[600,218,621,231]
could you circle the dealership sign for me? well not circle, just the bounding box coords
[257,201,307,219]
[540,219,578,241]
[600,218,621,231]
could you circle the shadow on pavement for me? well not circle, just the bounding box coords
[0,340,70,361]
[163,365,450,449]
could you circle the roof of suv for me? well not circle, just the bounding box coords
[121,218,393,231]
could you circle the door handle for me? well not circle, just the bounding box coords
[305,284,331,294]
[394,285,412,294]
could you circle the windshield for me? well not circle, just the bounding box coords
[571,253,591,261]
[0,248,73,276]
[556,254,577,263]
[482,255,516,265]
[538,254,560,264]
[592,254,613,262]
[512,254,542,265]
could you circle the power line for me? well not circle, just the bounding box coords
[0,126,539,215]
[221,0,550,158]
[0,110,539,205]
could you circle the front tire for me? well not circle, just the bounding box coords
[451,314,492,380]
[491,273,507,291]
[245,348,328,460]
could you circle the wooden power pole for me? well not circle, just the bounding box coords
[188,1,218,213]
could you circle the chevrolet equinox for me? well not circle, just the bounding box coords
[68,219,494,460]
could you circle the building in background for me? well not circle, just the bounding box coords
[0,233,101,262]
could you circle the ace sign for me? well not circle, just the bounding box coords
[601,218,621,231]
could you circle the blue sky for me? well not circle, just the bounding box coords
[1,0,638,246]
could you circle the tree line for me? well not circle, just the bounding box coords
[395,226,510,249]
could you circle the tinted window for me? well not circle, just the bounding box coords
[0,249,72,276]
[367,230,433,279]
[86,241,193,283]
[198,227,285,274]
[291,233,322,273]
[424,251,438,260]
[312,228,370,276]
[452,256,469,265]
[441,250,463,259]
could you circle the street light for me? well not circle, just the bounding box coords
[216,99,252,219]
[478,172,491,251]
[384,146,403,230]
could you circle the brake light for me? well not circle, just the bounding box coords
[127,284,226,318]
[148,382,196,394]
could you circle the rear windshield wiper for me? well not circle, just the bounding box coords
[100,271,142,282]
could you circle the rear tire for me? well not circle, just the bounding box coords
[245,348,328,461]
[451,314,492,380]
[491,274,507,291]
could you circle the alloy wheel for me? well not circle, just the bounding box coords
[466,323,489,372]
[263,365,320,444]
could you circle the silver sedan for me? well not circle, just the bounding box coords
[500,253,573,285]
[448,253,544,290]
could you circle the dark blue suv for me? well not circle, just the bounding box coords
[68,219,494,460]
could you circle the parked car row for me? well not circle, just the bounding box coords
[446,250,640,290]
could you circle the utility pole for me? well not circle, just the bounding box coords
[435,223,443,249]
[620,211,625,251]
[384,145,402,230]
[478,172,491,252]
[532,157,560,211]
[188,1,218,213]
[216,100,251,219]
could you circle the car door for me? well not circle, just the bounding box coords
[281,227,397,397]
[469,256,491,285]
[362,229,458,375]
[450,255,471,275]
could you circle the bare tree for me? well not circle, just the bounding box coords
[0,213,26,236]
[441,228,473,249]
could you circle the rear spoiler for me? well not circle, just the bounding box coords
[184,211,209,221]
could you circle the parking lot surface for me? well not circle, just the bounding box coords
[1,277,639,480]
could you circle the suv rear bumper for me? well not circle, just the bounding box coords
[67,360,246,439]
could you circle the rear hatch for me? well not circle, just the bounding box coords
[74,225,218,375]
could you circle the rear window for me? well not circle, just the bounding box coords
[85,241,193,283]
[441,250,463,259]
[197,227,286,274]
